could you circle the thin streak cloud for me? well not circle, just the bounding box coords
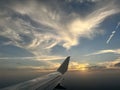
[106,22,120,44]
[0,0,120,61]
[115,22,120,29]
[0,56,65,61]
[106,30,116,44]
[86,49,120,56]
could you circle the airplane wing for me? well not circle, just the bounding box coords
[1,56,70,90]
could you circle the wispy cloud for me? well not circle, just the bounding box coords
[115,22,120,29]
[86,49,120,56]
[0,56,65,61]
[0,56,64,70]
[69,61,89,70]
[98,57,120,69]
[106,31,116,44]
[0,0,120,61]
[106,22,120,44]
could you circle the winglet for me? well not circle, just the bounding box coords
[57,56,70,74]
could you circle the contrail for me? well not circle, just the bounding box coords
[106,22,120,44]
[115,22,120,29]
[106,31,116,44]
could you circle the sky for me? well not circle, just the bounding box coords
[0,0,120,71]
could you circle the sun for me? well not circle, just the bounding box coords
[76,64,88,71]
[80,67,86,71]
[70,62,89,71]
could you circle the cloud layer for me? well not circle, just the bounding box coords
[86,49,120,56]
[98,57,120,69]
[0,0,120,62]
[0,0,120,69]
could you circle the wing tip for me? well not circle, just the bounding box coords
[57,56,70,74]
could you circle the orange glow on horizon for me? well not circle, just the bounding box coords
[69,62,89,71]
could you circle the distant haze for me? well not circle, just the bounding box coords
[1,70,120,90]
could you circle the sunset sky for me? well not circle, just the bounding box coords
[0,0,120,71]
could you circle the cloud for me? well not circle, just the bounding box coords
[68,57,120,71]
[0,0,120,61]
[106,22,120,44]
[0,55,65,61]
[69,61,89,70]
[86,49,120,56]
[87,65,106,70]
[115,22,120,29]
[65,0,99,3]
[0,56,64,70]
[106,31,116,44]
[114,62,120,67]
[85,57,120,70]
[98,57,120,69]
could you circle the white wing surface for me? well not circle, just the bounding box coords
[1,56,70,90]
